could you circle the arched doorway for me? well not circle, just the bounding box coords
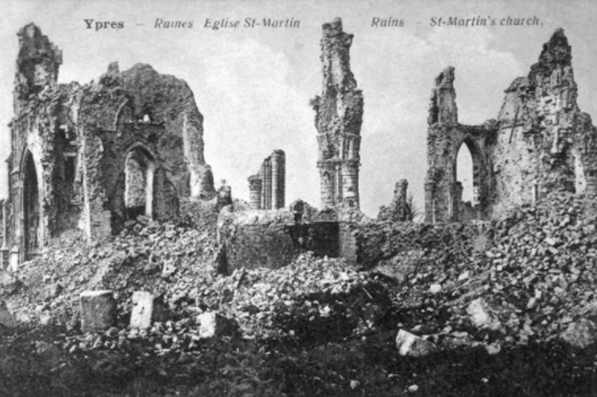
[23,151,40,259]
[124,147,156,220]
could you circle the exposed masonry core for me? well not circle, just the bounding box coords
[377,179,413,222]
[311,18,364,209]
[5,23,216,264]
[247,150,285,210]
[425,29,597,223]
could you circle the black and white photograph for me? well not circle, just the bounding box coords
[0,0,597,395]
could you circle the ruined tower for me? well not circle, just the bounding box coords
[311,18,364,209]
[247,150,285,210]
[424,28,597,223]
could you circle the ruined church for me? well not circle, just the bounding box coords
[425,29,597,223]
[3,23,215,265]
[4,20,596,271]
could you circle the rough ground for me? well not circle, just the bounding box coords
[1,193,597,396]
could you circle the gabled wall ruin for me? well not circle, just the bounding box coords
[311,18,364,210]
[425,29,597,223]
[5,23,215,264]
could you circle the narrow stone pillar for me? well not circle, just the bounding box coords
[248,175,262,210]
[260,158,272,209]
[532,180,539,205]
[271,150,285,209]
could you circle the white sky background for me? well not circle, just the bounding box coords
[1,0,597,216]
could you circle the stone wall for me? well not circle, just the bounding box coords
[216,207,360,274]
[425,29,597,223]
[311,18,363,209]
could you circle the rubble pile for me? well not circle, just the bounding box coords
[374,190,597,352]
[4,190,597,359]
[3,197,392,355]
[200,253,391,340]
[5,198,220,330]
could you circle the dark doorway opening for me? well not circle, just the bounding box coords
[23,152,40,260]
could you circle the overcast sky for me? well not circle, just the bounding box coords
[1,0,597,216]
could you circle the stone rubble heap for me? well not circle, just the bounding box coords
[381,190,597,353]
[3,190,597,359]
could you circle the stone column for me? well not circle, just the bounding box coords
[319,163,335,208]
[271,154,279,209]
[341,162,359,207]
[248,175,262,210]
[271,150,285,209]
[260,158,272,209]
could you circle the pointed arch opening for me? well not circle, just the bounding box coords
[124,146,156,220]
[453,138,483,222]
[23,151,41,259]
[456,142,475,205]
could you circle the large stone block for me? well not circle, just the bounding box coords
[130,291,167,328]
[130,291,155,329]
[467,298,501,331]
[197,311,235,339]
[0,300,17,328]
[395,329,436,357]
[80,290,116,332]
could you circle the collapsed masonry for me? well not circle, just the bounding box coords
[425,29,597,223]
[247,149,285,210]
[377,179,414,222]
[4,23,215,265]
[311,18,364,209]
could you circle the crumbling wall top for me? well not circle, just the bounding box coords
[528,28,572,87]
[15,23,62,103]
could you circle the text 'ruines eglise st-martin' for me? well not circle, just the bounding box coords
[83,15,543,31]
